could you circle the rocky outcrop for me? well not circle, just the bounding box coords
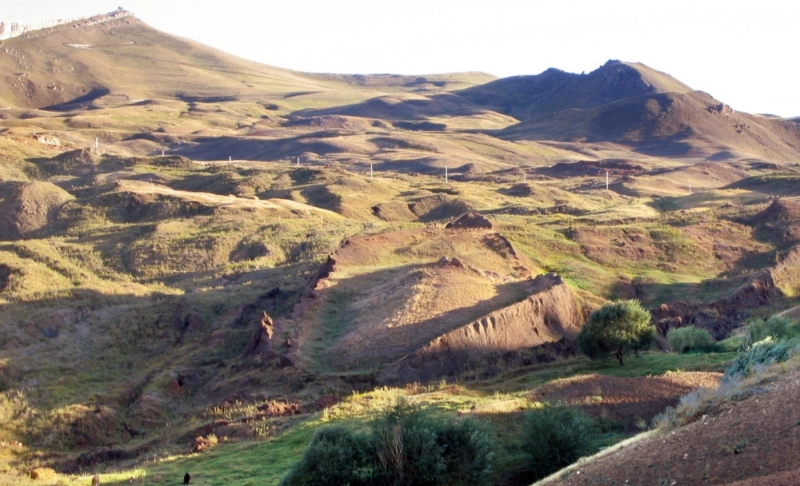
[34,134,61,147]
[0,9,132,40]
[380,272,581,383]
[243,311,275,357]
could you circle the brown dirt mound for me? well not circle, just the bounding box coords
[408,194,472,222]
[531,372,721,431]
[446,211,493,229]
[37,148,97,176]
[507,182,534,197]
[541,159,645,178]
[380,273,581,383]
[284,115,383,131]
[291,226,541,373]
[372,200,418,222]
[748,198,800,246]
[0,181,74,240]
[543,369,800,486]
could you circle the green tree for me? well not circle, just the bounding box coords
[577,300,655,365]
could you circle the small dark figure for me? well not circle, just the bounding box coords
[183,472,190,485]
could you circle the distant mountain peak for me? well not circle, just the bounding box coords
[0,8,132,41]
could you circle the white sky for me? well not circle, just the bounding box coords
[2,0,798,117]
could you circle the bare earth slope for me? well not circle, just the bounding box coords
[542,369,800,486]
[286,221,583,376]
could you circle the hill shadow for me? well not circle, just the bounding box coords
[41,87,111,112]
[290,92,489,122]
[171,133,353,161]
[0,259,311,471]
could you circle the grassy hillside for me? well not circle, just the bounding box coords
[1,12,800,486]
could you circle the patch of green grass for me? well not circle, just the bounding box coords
[93,349,737,485]
[476,351,735,393]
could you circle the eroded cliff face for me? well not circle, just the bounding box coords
[380,272,581,384]
[652,245,800,339]
[0,9,132,40]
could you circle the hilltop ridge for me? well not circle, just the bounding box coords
[0,8,133,40]
[458,60,693,120]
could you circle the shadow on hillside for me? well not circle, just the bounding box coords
[0,258,309,407]
[302,262,536,371]
[0,261,316,471]
[290,92,488,122]
[171,132,351,161]
[41,87,111,112]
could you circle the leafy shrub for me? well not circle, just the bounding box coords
[577,300,655,365]
[279,426,378,486]
[724,337,800,379]
[522,405,596,479]
[281,402,494,486]
[743,316,796,347]
[667,326,713,353]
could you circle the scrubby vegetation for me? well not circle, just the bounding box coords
[742,315,799,346]
[522,405,596,479]
[724,337,800,379]
[280,402,495,486]
[667,325,714,353]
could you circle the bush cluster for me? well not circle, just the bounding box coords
[724,337,800,379]
[521,405,596,479]
[743,316,796,347]
[280,403,494,486]
[667,326,713,353]
[282,402,599,485]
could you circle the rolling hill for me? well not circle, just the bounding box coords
[2,9,800,486]
[457,60,694,120]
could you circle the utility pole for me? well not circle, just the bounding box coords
[523,172,526,182]
[95,137,99,150]
[370,163,373,179]
[297,157,300,167]
[606,171,609,190]
[445,165,448,183]
[689,181,692,195]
